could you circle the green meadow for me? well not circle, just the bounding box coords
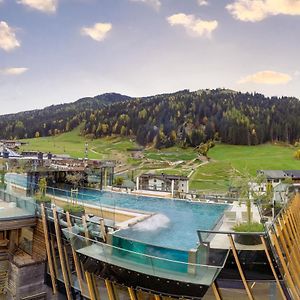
[21,129,300,192]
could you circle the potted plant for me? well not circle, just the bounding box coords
[230,170,266,245]
[63,203,85,217]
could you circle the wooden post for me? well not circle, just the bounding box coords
[105,279,116,300]
[85,271,96,300]
[260,236,287,300]
[228,234,254,300]
[66,212,85,294]
[128,287,138,300]
[41,204,57,294]
[211,282,222,300]
[53,207,72,300]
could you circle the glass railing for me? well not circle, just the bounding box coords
[0,189,37,220]
[62,225,229,286]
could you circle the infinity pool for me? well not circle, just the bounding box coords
[6,173,228,251]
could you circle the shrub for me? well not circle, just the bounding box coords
[63,204,85,214]
[233,222,264,232]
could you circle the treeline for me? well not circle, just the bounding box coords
[0,93,131,139]
[82,89,300,148]
[1,89,300,148]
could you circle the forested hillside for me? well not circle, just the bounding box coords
[0,93,132,139]
[1,89,300,148]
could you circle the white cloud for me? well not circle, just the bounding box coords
[198,0,209,6]
[227,0,300,22]
[81,23,112,42]
[238,70,292,85]
[130,0,161,10]
[0,67,28,75]
[0,21,20,52]
[167,13,218,38]
[17,0,58,13]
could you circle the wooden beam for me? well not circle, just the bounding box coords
[228,234,254,300]
[53,207,72,300]
[64,245,73,286]
[92,274,101,300]
[270,232,299,299]
[85,271,96,300]
[105,279,115,300]
[50,235,58,278]
[211,282,222,300]
[66,212,85,295]
[41,204,57,294]
[260,236,287,300]
[275,222,300,289]
[128,287,138,300]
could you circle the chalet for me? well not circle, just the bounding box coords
[137,173,189,196]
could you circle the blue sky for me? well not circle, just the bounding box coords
[0,0,300,114]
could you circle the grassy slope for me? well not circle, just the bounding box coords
[190,143,300,191]
[21,127,138,161]
[21,129,300,192]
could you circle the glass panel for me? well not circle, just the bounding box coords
[62,228,227,286]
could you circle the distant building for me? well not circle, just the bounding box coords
[137,173,189,196]
[252,170,300,203]
[0,140,27,149]
[0,145,21,158]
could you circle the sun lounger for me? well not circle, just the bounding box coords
[224,211,237,223]
[241,211,253,223]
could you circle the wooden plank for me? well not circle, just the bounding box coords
[0,218,36,231]
[40,204,57,294]
[53,207,72,300]
[228,234,254,300]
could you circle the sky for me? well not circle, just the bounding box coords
[0,0,300,114]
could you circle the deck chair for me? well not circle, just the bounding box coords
[224,211,237,223]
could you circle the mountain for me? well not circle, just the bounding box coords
[1,89,300,148]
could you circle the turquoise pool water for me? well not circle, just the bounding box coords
[5,173,228,252]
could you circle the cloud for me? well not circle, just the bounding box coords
[17,0,58,13]
[197,0,209,6]
[0,67,28,75]
[81,23,112,42]
[167,13,218,38]
[129,0,161,10]
[238,70,292,85]
[227,0,300,22]
[0,21,20,52]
